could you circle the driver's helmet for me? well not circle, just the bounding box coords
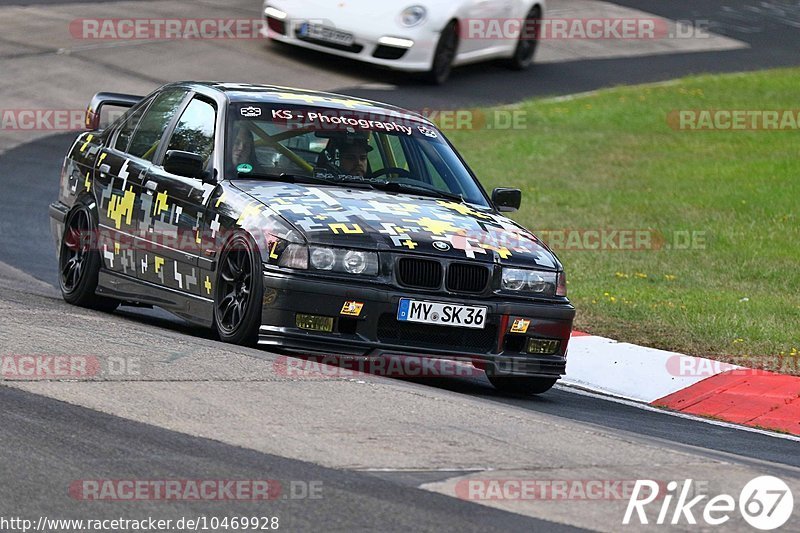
[320,133,373,169]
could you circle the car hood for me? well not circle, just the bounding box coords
[233,182,559,269]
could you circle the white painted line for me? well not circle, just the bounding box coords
[554,384,800,443]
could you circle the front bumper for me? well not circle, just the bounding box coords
[260,271,576,378]
[262,16,437,73]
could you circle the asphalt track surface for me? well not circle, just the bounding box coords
[2,1,800,531]
[0,385,583,532]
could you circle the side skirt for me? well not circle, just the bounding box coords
[97,270,214,327]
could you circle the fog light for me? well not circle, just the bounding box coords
[526,338,561,355]
[296,314,334,332]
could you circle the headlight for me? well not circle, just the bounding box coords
[310,247,336,270]
[343,250,371,274]
[400,5,427,27]
[264,6,288,20]
[280,245,379,276]
[501,268,558,297]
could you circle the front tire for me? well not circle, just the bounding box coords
[58,203,119,312]
[425,21,459,84]
[213,234,263,346]
[505,6,541,70]
[488,374,558,395]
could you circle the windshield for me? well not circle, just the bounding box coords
[226,103,490,207]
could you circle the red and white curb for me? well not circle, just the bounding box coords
[564,332,800,437]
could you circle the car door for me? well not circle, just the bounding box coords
[460,0,514,57]
[140,94,219,298]
[93,96,154,279]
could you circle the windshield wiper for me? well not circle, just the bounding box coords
[236,171,334,186]
[365,180,464,202]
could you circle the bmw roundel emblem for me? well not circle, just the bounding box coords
[433,241,451,251]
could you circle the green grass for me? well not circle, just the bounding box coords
[444,68,800,372]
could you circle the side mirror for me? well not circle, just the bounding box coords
[492,188,522,212]
[164,150,205,180]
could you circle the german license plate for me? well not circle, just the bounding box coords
[397,299,487,329]
[297,22,354,46]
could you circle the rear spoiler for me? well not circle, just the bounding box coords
[85,92,143,131]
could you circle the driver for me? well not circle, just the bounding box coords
[324,135,373,177]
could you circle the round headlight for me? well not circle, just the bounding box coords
[525,271,548,293]
[310,248,336,270]
[400,5,427,27]
[343,250,368,274]
[502,268,527,291]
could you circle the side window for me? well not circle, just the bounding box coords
[165,98,216,164]
[128,89,186,161]
[113,101,150,153]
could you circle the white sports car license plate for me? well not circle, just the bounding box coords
[397,299,487,329]
[297,23,354,46]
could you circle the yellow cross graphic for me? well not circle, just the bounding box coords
[413,217,460,236]
[480,244,513,259]
[402,240,417,249]
[437,200,491,219]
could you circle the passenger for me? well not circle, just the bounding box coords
[231,126,258,169]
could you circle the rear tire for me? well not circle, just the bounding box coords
[505,6,541,70]
[58,203,119,312]
[425,21,459,85]
[213,233,263,346]
[487,375,557,395]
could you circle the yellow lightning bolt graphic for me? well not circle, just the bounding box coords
[237,203,262,226]
[204,276,212,295]
[155,257,164,273]
[107,187,135,229]
[215,192,226,208]
[154,191,169,216]
[79,134,94,152]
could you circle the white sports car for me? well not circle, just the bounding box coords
[262,0,544,83]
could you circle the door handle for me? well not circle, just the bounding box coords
[145,180,158,192]
[99,164,110,174]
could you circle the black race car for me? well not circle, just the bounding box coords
[50,82,575,394]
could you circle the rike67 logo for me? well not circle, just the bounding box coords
[623,476,794,530]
